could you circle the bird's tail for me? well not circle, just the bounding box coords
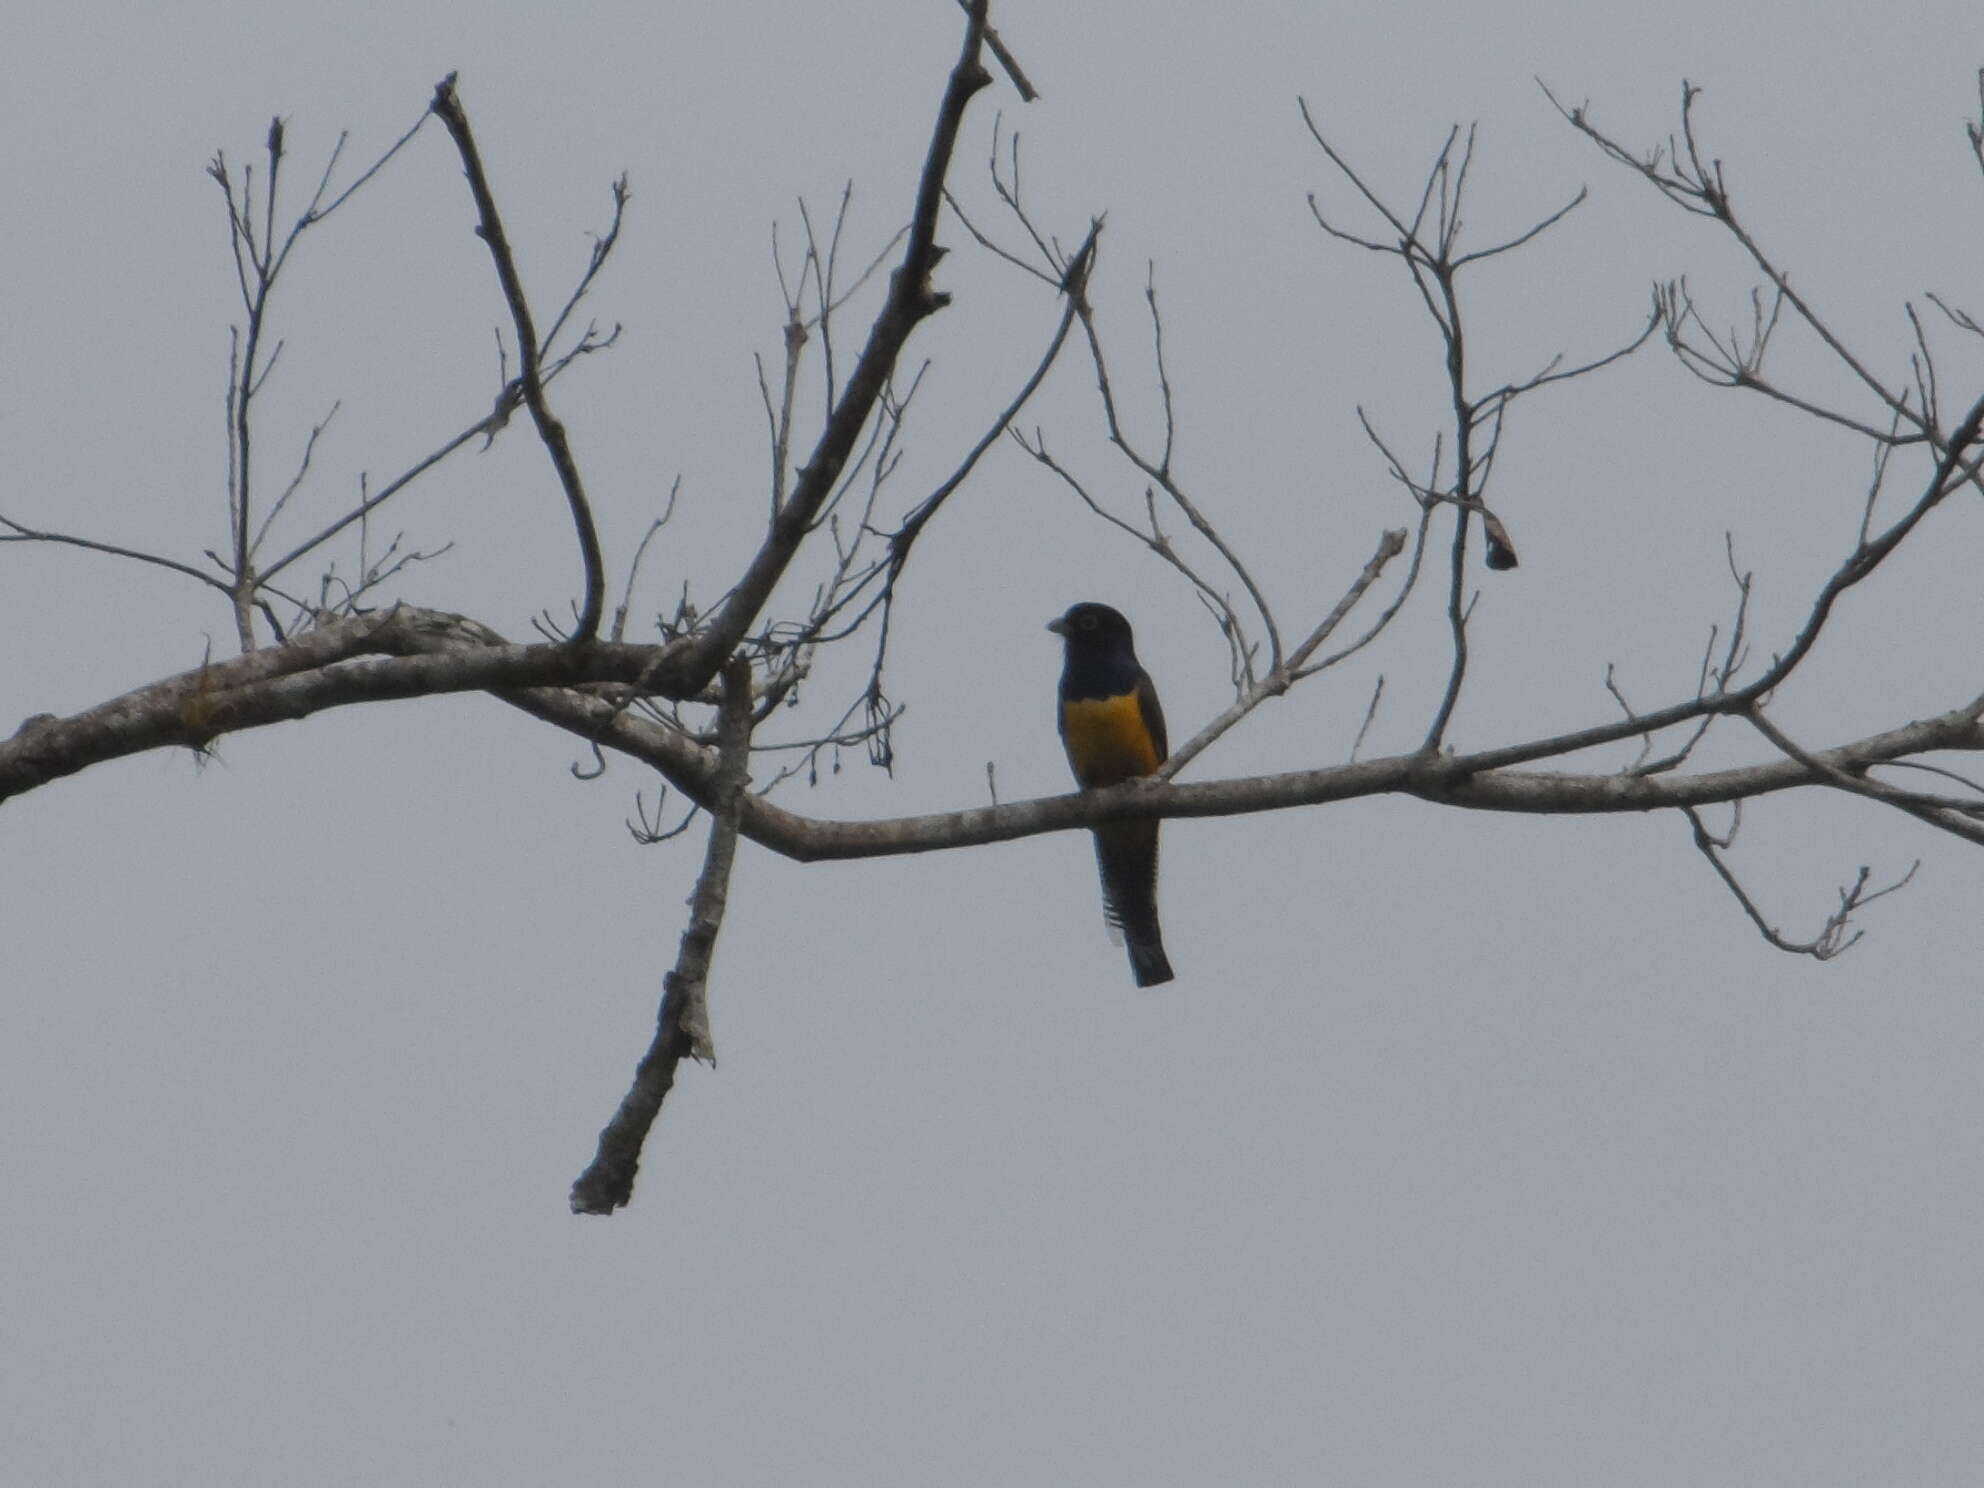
[1093,820,1174,988]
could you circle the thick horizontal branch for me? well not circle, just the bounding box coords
[0,608,692,802]
[14,606,1983,864]
[524,690,1980,861]
[725,695,1984,861]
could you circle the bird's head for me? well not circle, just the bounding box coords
[1047,601,1136,653]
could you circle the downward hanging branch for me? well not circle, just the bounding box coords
[570,657,754,1215]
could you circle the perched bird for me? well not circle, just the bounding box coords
[1047,601,1175,987]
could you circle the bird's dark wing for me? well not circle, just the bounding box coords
[1134,668,1168,762]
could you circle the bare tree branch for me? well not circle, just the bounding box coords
[1684,805,1916,961]
[666,1,994,690]
[955,0,1038,101]
[570,657,753,1215]
[430,75,611,641]
[1156,527,1407,781]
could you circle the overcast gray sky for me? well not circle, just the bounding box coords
[8,2,1984,1484]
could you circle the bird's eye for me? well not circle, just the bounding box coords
[1078,614,1097,630]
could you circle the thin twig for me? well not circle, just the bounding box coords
[1156,527,1407,781]
[955,0,1038,101]
[1683,804,1910,960]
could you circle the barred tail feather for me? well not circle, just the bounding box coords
[1092,821,1174,988]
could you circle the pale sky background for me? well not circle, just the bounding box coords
[7,2,1984,1484]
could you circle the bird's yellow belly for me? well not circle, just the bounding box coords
[1061,693,1162,787]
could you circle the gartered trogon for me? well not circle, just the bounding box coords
[1048,601,1175,988]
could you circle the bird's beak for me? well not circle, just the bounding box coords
[1046,617,1068,637]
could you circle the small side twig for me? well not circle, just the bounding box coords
[1684,804,1914,960]
[1156,526,1406,781]
[955,0,1038,101]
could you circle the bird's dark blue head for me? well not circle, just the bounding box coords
[1047,601,1137,655]
[1048,602,1142,694]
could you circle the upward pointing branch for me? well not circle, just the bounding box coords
[431,74,609,642]
[665,0,995,692]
